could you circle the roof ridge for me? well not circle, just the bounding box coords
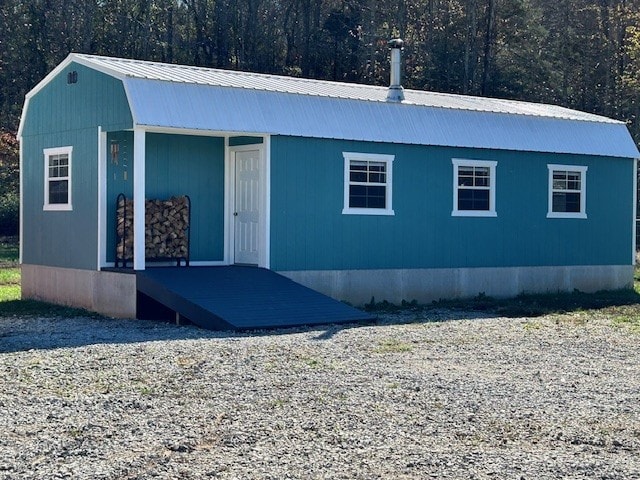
[70,53,621,125]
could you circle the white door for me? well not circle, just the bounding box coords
[233,149,261,265]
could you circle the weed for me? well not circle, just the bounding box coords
[373,338,413,354]
[271,398,288,408]
[299,355,321,368]
[611,314,640,332]
[523,321,542,331]
[138,384,154,395]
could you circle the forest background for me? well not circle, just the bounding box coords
[0,0,639,235]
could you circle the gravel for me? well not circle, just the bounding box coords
[1,310,639,479]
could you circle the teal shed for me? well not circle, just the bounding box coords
[18,52,640,320]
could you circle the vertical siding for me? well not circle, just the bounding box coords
[21,63,133,269]
[229,136,263,146]
[270,136,634,271]
[145,133,225,261]
[105,133,225,262]
[106,131,134,262]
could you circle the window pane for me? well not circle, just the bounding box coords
[458,188,490,211]
[552,192,580,213]
[59,166,69,177]
[350,170,367,182]
[473,167,490,187]
[49,180,68,204]
[553,171,567,190]
[457,166,473,187]
[458,166,490,187]
[350,161,368,182]
[349,184,386,209]
[365,185,386,208]
[566,172,581,191]
[368,172,386,183]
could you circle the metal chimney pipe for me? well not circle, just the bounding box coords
[387,38,405,102]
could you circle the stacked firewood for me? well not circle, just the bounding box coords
[116,196,189,261]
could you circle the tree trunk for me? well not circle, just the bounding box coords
[481,0,497,96]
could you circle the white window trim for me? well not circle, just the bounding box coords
[342,152,395,216]
[547,164,587,219]
[451,158,497,217]
[43,146,73,211]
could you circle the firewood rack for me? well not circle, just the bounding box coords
[115,193,191,268]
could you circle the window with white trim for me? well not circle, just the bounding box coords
[342,152,394,215]
[452,159,497,217]
[547,164,587,219]
[43,146,72,211]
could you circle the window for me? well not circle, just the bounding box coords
[43,146,72,211]
[452,159,497,217]
[342,152,394,215]
[547,164,587,219]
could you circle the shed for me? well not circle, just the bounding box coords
[18,50,640,324]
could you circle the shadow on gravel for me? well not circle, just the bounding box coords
[2,286,639,353]
[0,315,250,354]
[0,308,488,353]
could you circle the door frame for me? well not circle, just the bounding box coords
[225,139,270,268]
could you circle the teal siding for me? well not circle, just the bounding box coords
[105,133,225,263]
[229,136,263,146]
[106,131,134,262]
[21,63,133,269]
[145,134,225,262]
[270,136,634,271]
[22,63,132,137]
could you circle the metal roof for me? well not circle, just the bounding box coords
[20,53,640,158]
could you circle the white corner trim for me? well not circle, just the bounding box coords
[223,135,231,265]
[263,135,271,269]
[18,136,23,264]
[634,159,638,265]
[133,128,146,270]
[98,127,107,269]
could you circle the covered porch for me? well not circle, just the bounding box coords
[97,128,271,272]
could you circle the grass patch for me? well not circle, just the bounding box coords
[611,313,640,331]
[366,285,640,319]
[0,236,18,267]
[0,285,20,301]
[0,298,102,318]
[0,267,20,285]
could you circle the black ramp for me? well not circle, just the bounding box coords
[136,266,373,330]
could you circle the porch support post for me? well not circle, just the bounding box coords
[97,126,107,269]
[133,127,146,271]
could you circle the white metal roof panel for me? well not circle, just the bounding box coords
[75,53,617,123]
[125,79,640,158]
[21,53,638,158]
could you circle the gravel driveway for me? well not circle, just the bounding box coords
[1,310,639,479]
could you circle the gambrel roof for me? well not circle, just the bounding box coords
[20,53,640,159]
